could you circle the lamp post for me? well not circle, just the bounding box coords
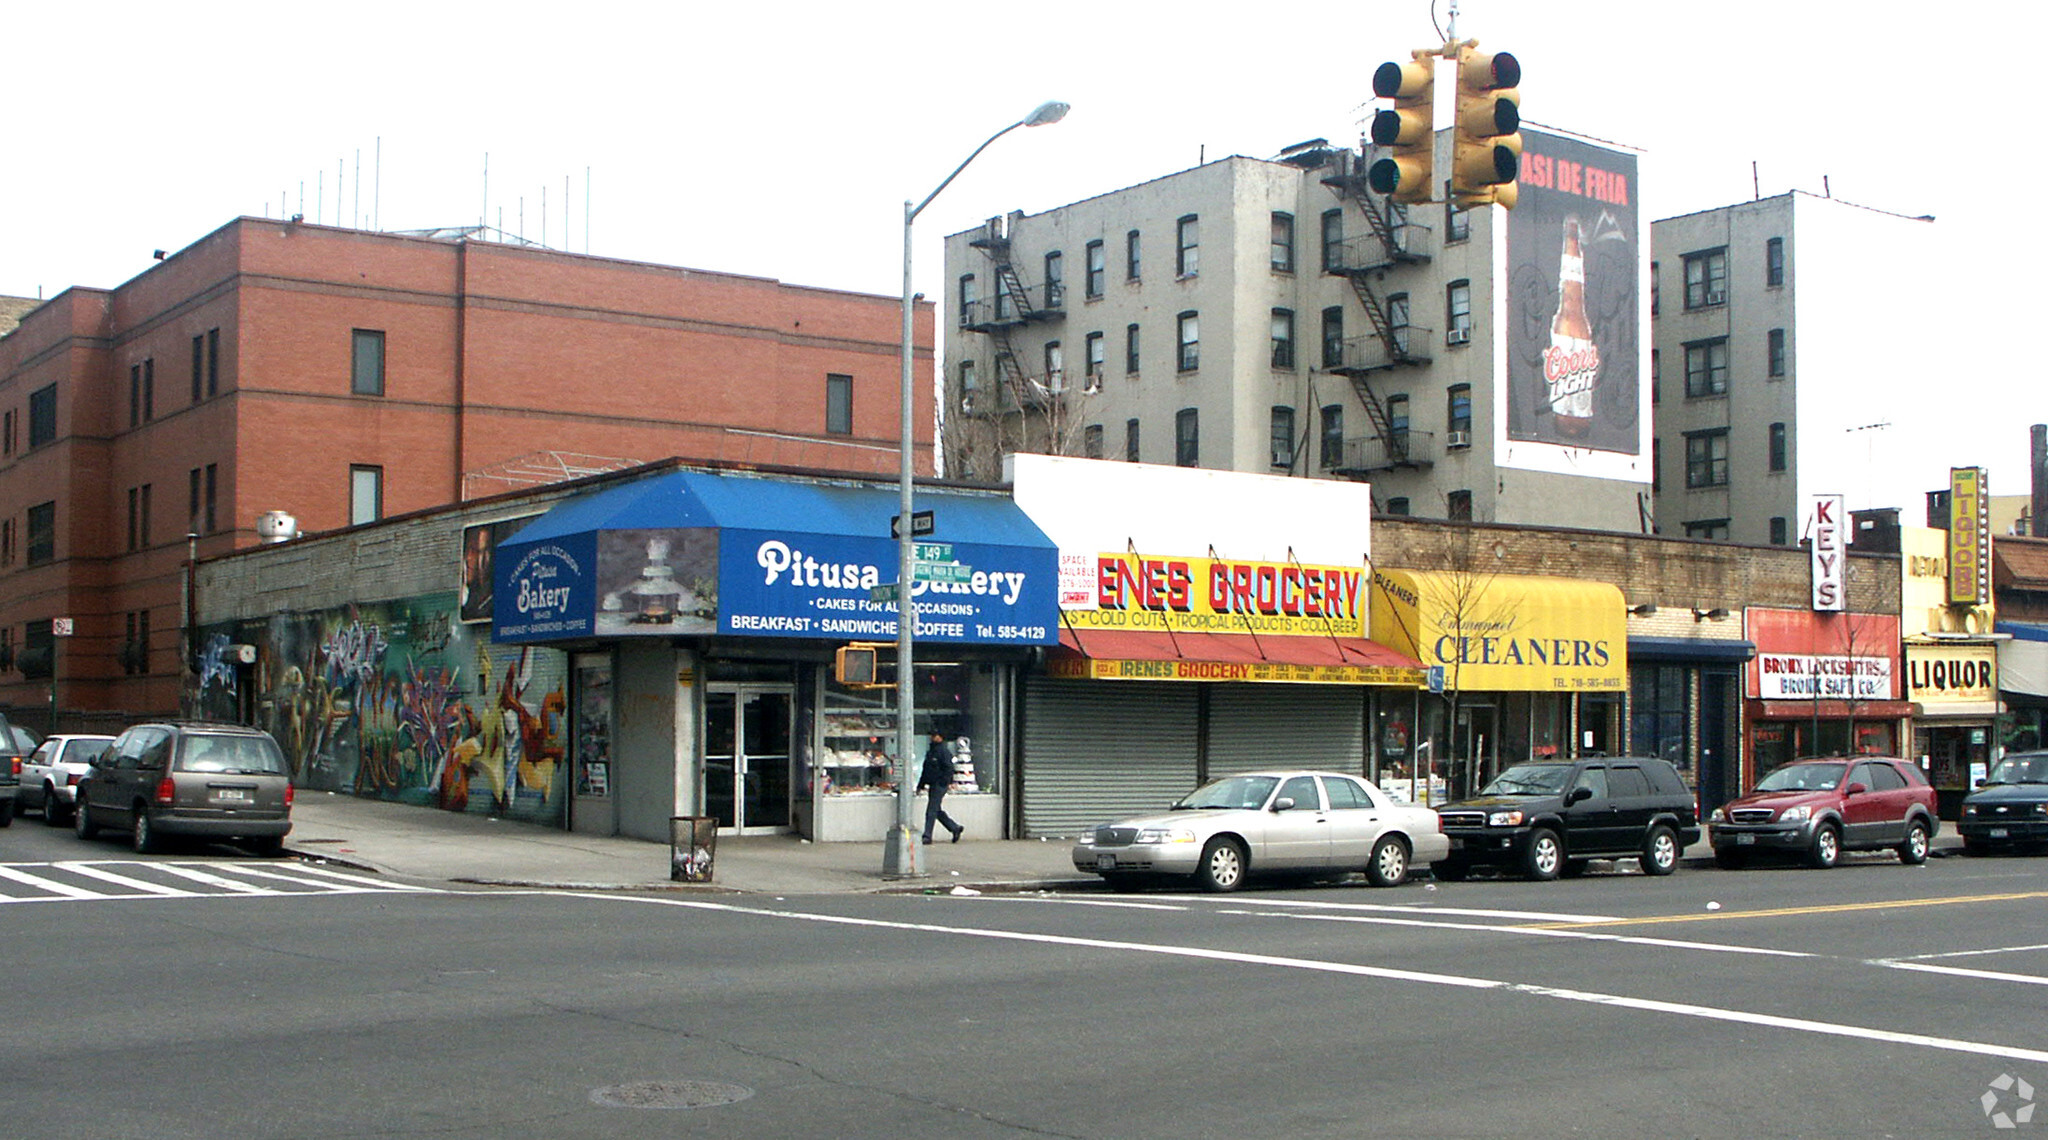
[884,100,1069,878]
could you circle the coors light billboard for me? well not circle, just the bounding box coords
[1500,129,1646,477]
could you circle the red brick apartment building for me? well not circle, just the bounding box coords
[0,218,930,722]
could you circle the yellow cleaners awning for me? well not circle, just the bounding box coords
[1369,568,1626,692]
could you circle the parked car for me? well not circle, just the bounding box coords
[1708,756,1938,869]
[0,714,42,828]
[16,734,117,825]
[1072,770,1450,892]
[73,722,294,855]
[1958,750,2048,855]
[1433,757,1701,881]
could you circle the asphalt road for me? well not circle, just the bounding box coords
[5,819,2046,1140]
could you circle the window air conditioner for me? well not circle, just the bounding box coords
[1447,430,1472,449]
[1446,327,1471,346]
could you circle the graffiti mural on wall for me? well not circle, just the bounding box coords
[195,592,568,826]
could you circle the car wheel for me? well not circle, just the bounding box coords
[1714,848,1748,870]
[1806,823,1840,869]
[1431,858,1470,882]
[1640,824,1680,876]
[74,795,99,840]
[1366,836,1410,887]
[1898,820,1931,865]
[1195,837,1248,893]
[132,807,161,855]
[43,785,70,826]
[1523,829,1563,881]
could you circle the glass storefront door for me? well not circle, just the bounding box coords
[704,686,793,833]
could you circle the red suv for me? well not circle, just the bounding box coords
[1708,756,1938,869]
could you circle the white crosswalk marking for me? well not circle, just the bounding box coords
[0,860,441,905]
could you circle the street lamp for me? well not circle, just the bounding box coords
[885,100,1069,878]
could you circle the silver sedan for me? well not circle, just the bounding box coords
[1072,770,1451,892]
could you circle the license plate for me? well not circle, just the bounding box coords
[1096,854,1116,871]
[1990,828,2009,839]
[214,788,251,803]
[1735,833,1755,845]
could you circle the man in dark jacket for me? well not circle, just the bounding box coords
[917,733,964,845]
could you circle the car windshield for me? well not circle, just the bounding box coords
[1175,775,1280,811]
[1983,756,2048,785]
[177,734,288,776]
[1480,764,1572,796]
[1755,761,1846,792]
[4,725,38,755]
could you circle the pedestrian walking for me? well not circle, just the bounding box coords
[918,733,964,845]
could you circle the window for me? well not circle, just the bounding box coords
[1125,418,1140,462]
[205,463,218,534]
[958,274,978,327]
[192,334,206,403]
[1320,404,1344,469]
[124,610,152,676]
[1270,309,1295,369]
[29,384,56,448]
[0,518,11,565]
[1043,341,1064,391]
[1174,408,1198,466]
[1685,518,1730,540]
[1387,394,1410,459]
[27,500,54,564]
[1683,248,1728,309]
[1683,338,1729,397]
[1126,229,1141,281]
[958,358,978,393]
[1085,240,1105,299]
[1447,384,1472,435]
[1650,348,1661,403]
[1386,497,1411,516]
[1321,306,1345,368]
[1447,490,1473,521]
[350,465,383,525]
[1650,260,1660,316]
[1652,438,1661,494]
[143,358,154,421]
[1176,214,1199,277]
[1176,311,1199,372]
[189,467,203,534]
[141,483,152,548]
[1446,280,1472,344]
[1083,423,1104,459]
[1125,323,1141,374]
[130,363,142,427]
[2,408,12,454]
[127,487,140,551]
[1768,328,1787,377]
[1769,422,1788,472]
[1320,209,1343,272]
[1386,293,1411,356]
[1084,331,1105,388]
[1445,196,1469,243]
[351,329,386,395]
[1766,237,1785,287]
[1270,212,1295,272]
[826,373,853,434]
[1269,407,1295,469]
[207,327,220,396]
[1043,251,1064,308]
[1684,429,1729,488]
[1769,516,1789,545]
[22,621,53,680]
[126,484,152,551]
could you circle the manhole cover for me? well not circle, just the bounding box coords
[589,1080,754,1110]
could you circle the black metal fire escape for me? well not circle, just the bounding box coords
[1320,149,1434,477]
[964,214,1065,416]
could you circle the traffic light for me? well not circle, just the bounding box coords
[1450,45,1521,208]
[834,645,878,686]
[1366,53,1435,204]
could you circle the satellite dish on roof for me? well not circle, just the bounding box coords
[256,511,298,543]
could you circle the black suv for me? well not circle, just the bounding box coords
[1959,750,2048,854]
[1433,757,1701,881]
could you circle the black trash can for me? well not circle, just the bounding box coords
[671,816,717,883]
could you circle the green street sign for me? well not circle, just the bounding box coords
[912,561,974,584]
[912,542,953,562]
[870,583,901,603]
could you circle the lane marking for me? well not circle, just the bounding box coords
[0,864,102,898]
[1226,907,1818,958]
[1529,890,2048,929]
[1881,961,2048,987]
[150,863,278,894]
[554,891,2048,1067]
[1149,895,1620,924]
[52,862,199,897]
[1899,942,2048,962]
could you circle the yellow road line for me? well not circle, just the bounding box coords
[1530,890,2048,929]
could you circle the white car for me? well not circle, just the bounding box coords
[1072,770,1451,892]
[17,734,115,826]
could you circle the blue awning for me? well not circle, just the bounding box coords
[1628,636,1756,663]
[494,470,1058,647]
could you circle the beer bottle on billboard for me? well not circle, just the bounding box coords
[1543,218,1600,440]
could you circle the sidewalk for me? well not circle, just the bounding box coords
[284,791,1093,895]
[283,792,1963,896]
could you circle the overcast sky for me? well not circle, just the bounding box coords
[7,0,2039,514]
